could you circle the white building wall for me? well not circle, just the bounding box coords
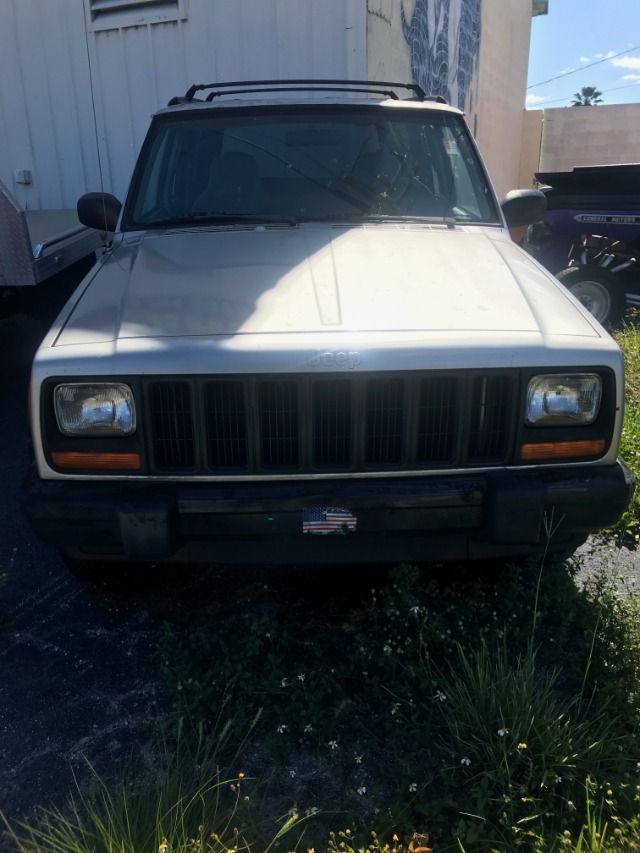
[366,0,413,83]
[0,0,366,209]
[473,0,533,198]
[0,1,99,209]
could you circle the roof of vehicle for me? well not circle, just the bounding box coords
[158,79,463,117]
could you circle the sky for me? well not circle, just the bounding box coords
[526,0,640,109]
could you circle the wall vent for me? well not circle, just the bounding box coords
[87,0,186,31]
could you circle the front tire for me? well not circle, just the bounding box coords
[555,265,625,328]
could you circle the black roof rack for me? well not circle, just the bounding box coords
[168,79,437,106]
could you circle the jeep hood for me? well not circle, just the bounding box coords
[56,223,599,346]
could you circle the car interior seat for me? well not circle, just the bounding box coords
[192,152,267,214]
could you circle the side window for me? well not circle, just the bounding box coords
[132,130,173,221]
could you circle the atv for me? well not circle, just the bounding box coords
[523,164,640,327]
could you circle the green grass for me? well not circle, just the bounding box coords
[614,319,640,540]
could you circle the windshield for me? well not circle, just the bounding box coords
[124,105,501,229]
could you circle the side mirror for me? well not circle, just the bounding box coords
[77,192,122,232]
[500,189,547,228]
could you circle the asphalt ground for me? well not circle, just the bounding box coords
[1,310,638,849]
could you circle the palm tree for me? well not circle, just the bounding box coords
[571,86,603,106]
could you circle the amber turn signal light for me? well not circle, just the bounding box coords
[51,451,141,471]
[520,440,605,461]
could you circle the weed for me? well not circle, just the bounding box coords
[156,557,640,850]
[613,321,640,541]
[5,719,303,853]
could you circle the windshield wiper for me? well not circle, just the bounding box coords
[142,211,298,227]
[304,212,457,227]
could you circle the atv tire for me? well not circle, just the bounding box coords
[555,265,625,328]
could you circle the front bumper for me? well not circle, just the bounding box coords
[21,462,634,564]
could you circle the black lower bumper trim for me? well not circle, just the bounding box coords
[21,461,634,564]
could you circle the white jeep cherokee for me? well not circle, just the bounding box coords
[21,80,634,566]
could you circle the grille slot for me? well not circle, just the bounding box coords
[258,381,299,468]
[365,378,405,465]
[468,375,512,462]
[313,380,352,468]
[417,376,458,463]
[205,381,248,469]
[149,381,195,470]
[146,372,515,474]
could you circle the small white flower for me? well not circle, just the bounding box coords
[277,724,288,734]
[409,782,417,792]
[305,806,319,817]
[410,605,421,615]
[289,769,297,778]
[297,673,306,682]
[354,753,363,764]
[328,740,339,750]
[497,727,509,737]
[460,757,471,766]
[555,775,562,783]
[391,703,400,716]
[357,786,367,796]
[304,724,313,733]
[503,794,511,803]
[281,677,289,687]
[434,690,447,702]
[383,645,392,655]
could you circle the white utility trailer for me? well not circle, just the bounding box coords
[0,180,105,320]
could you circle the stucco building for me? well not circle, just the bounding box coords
[519,103,640,185]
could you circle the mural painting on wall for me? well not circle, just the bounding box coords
[402,0,482,113]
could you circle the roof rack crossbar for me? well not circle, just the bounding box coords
[183,78,427,102]
[204,85,400,101]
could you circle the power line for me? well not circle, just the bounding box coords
[526,81,640,108]
[527,44,640,89]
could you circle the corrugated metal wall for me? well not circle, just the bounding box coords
[0,0,366,210]
[0,1,99,209]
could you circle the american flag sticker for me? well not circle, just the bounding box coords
[302,506,357,535]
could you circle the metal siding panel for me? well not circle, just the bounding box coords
[206,1,247,81]
[275,3,313,78]
[239,3,278,78]
[180,0,218,85]
[91,28,139,199]
[147,21,189,110]
[0,0,100,209]
[0,2,35,206]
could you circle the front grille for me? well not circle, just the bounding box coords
[145,372,515,475]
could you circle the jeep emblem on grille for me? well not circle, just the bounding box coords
[309,350,361,369]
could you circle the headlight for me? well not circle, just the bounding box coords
[526,374,602,426]
[54,383,136,436]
